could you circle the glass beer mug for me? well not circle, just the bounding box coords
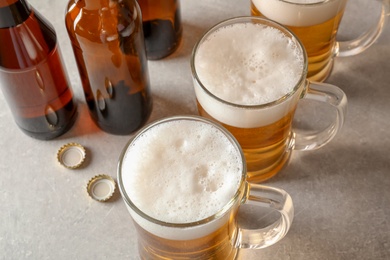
[191,17,347,183]
[251,0,390,82]
[118,115,294,259]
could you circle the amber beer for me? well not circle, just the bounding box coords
[196,104,297,182]
[118,116,294,259]
[251,0,348,82]
[134,219,238,259]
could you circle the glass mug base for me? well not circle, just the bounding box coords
[307,53,335,82]
[246,148,292,183]
[134,212,239,259]
[137,219,239,259]
[139,248,238,260]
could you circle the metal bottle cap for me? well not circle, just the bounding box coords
[87,174,116,202]
[57,143,86,169]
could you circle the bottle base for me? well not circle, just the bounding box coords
[143,19,182,60]
[16,109,78,140]
[91,101,153,136]
[246,150,292,183]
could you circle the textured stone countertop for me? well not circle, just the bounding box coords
[1,0,389,259]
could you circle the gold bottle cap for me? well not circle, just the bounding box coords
[57,143,86,169]
[87,174,116,202]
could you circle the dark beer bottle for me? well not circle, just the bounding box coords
[0,0,77,140]
[137,0,182,60]
[65,0,152,135]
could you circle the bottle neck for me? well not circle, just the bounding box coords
[0,0,30,28]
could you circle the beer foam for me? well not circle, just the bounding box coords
[195,23,303,106]
[252,0,348,27]
[194,22,304,128]
[120,119,243,239]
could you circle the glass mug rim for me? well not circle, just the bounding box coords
[190,16,309,110]
[117,115,247,229]
[277,0,331,6]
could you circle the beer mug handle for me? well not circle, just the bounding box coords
[234,183,294,249]
[336,0,389,57]
[292,80,347,151]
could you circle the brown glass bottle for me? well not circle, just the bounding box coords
[0,0,77,140]
[65,0,152,135]
[137,0,182,60]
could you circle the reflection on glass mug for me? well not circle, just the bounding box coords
[191,17,347,183]
[251,0,389,82]
[118,116,294,259]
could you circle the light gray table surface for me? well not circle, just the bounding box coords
[1,0,389,259]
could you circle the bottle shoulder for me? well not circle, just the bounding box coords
[65,2,142,45]
[0,9,57,69]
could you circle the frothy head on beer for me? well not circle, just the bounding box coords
[119,117,244,239]
[194,22,304,106]
[192,18,307,129]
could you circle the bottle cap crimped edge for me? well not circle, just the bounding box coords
[57,142,86,169]
[86,174,116,202]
